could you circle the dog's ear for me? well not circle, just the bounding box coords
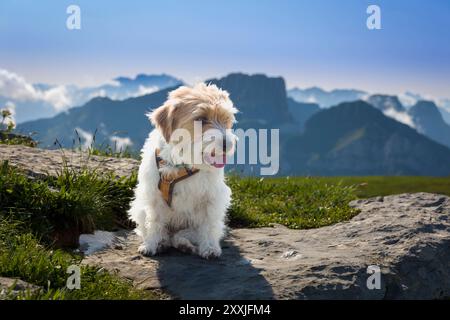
[148,105,172,142]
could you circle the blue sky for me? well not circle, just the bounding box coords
[1,0,449,98]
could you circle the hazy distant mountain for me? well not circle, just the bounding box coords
[16,88,175,149]
[208,73,294,128]
[437,99,450,125]
[287,98,320,131]
[439,107,450,125]
[88,74,183,101]
[367,94,405,112]
[15,74,450,176]
[284,101,450,176]
[397,91,450,126]
[17,73,296,150]
[1,73,182,124]
[366,94,415,128]
[287,87,367,108]
[366,95,450,146]
[409,100,450,148]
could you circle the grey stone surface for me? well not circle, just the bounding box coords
[84,193,450,299]
[0,144,139,178]
[0,277,41,299]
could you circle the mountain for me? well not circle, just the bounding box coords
[16,88,176,149]
[16,74,450,176]
[367,94,405,112]
[366,94,415,128]
[396,91,450,126]
[17,73,296,150]
[90,74,183,100]
[286,98,320,131]
[409,100,450,148]
[1,72,182,124]
[207,73,293,128]
[437,99,450,125]
[284,101,450,176]
[287,87,367,108]
[439,107,450,125]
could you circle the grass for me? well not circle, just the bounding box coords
[227,176,359,229]
[0,220,157,300]
[69,129,140,160]
[1,108,37,147]
[0,161,137,245]
[0,161,157,300]
[313,176,450,198]
[227,175,450,229]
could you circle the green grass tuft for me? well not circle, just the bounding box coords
[227,176,359,229]
[0,220,157,300]
[0,161,136,244]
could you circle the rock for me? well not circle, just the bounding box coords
[0,144,139,179]
[0,132,37,147]
[0,277,41,299]
[83,193,450,299]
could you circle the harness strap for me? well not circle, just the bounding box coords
[155,148,199,207]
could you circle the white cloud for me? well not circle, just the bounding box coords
[87,89,108,100]
[42,85,73,111]
[0,69,40,101]
[398,93,418,107]
[134,85,159,97]
[75,127,93,150]
[437,98,450,112]
[110,135,133,150]
[306,96,317,104]
[383,108,415,129]
[0,69,72,111]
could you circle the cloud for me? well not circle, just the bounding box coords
[75,127,93,150]
[110,135,133,150]
[0,69,72,111]
[383,108,415,128]
[437,98,450,112]
[135,85,159,97]
[42,86,73,111]
[398,93,419,107]
[306,96,317,104]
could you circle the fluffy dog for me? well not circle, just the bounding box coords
[128,83,238,259]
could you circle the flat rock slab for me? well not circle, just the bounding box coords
[0,277,41,299]
[84,192,450,299]
[0,144,139,178]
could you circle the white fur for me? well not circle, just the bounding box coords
[128,129,232,259]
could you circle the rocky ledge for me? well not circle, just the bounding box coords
[0,277,41,299]
[84,193,450,300]
[0,144,138,178]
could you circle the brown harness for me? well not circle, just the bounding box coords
[155,148,199,207]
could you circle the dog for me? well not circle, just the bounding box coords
[128,83,238,259]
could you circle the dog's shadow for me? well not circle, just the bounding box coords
[152,238,275,299]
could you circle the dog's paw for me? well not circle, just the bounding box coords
[137,243,158,256]
[198,244,222,259]
[172,235,197,254]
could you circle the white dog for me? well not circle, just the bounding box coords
[128,83,238,259]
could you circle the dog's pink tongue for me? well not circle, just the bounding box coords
[213,154,227,168]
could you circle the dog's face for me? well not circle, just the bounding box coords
[149,83,238,169]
